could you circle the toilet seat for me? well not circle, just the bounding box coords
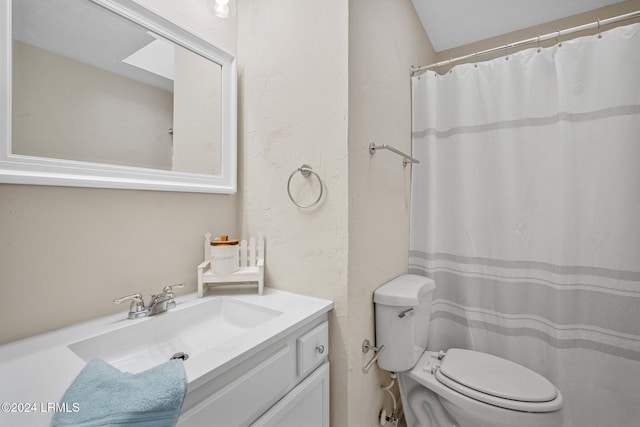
[434,349,562,413]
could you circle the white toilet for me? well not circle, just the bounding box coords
[374,274,563,427]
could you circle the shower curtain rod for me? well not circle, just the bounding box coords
[410,10,640,75]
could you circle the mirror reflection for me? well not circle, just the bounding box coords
[11,0,222,175]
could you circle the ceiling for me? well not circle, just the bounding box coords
[411,0,628,52]
[13,0,174,91]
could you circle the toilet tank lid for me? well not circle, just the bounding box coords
[373,274,436,306]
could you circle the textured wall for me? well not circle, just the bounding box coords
[237,0,434,425]
[347,0,434,424]
[236,0,349,424]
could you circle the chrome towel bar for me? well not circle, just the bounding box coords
[369,142,420,167]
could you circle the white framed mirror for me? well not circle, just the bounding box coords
[0,0,237,193]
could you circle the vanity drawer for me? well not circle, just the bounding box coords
[296,321,329,377]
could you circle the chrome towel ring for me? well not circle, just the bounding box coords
[287,164,323,208]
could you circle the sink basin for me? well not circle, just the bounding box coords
[68,297,282,373]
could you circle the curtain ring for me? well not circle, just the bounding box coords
[557,30,562,47]
[448,57,453,73]
[287,164,323,208]
[537,34,541,53]
[505,44,509,61]
[474,52,478,68]
[597,19,602,39]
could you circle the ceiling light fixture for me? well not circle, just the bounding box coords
[209,0,235,19]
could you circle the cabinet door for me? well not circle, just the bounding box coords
[179,346,293,427]
[252,362,329,427]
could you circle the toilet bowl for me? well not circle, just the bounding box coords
[400,350,563,427]
[373,274,563,427]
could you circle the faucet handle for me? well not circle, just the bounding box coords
[162,283,184,294]
[114,293,148,319]
[114,293,144,306]
[114,293,145,310]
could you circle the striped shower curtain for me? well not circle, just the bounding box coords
[409,23,640,427]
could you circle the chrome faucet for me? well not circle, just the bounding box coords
[114,284,184,319]
[148,284,183,315]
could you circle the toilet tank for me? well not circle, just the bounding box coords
[373,274,436,372]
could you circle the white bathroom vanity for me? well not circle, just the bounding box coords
[0,288,332,427]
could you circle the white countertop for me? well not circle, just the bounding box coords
[0,287,333,427]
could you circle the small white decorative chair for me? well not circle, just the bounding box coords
[197,232,265,297]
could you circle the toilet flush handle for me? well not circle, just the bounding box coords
[398,308,415,318]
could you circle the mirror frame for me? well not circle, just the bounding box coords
[0,0,237,193]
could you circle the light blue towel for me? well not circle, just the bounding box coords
[51,358,187,427]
